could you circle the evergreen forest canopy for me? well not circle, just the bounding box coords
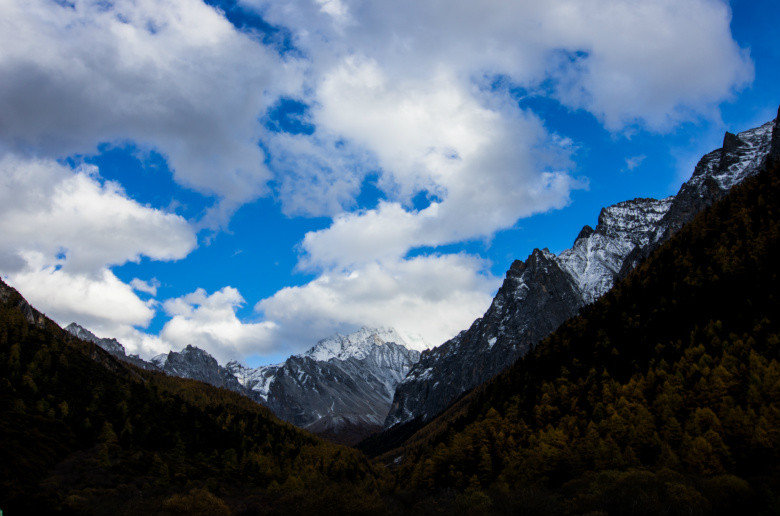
[376,159,780,514]
[1,158,779,514]
[0,287,384,514]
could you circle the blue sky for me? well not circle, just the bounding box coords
[0,0,777,366]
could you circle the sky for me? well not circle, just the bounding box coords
[0,0,777,366]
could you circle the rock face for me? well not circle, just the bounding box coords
[232,327,420,444]
[153,345,246,394]
[65,323,127,357]
[385,112,780,429]
[620,118,777,276]
[0,280,49,329]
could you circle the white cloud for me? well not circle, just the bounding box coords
[283,60,582,269]
[0,155,196,273]
[246,0,749,270]
[0,0,303,223]
[5,258,161,359]
[544,1,752,130]
[250,0,751,128]
[0,155,197,357]
[130,278,160,296]
[265,130,378,217]
[0,0,754,366]
[161,287,278,363]
[256,254,500,354]
[8,257,155,330]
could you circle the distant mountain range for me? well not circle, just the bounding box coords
[64,323,419,444]
[0,280,382,514]
[64,109,780,448]
[5,107,780,514]
[385,112,780,429]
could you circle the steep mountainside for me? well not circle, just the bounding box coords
[233,328,420,444]
[0,281,384,514]
[152,345,246,395]
[385,110,780,429]
[381,157,780,515]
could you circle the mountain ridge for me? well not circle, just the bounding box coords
[242,327,421,444]
[376,154,780,514]
[64,322,420,444]
[384,108,780,429]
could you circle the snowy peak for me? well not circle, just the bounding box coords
[686,119,775,193]
[230,326,420,444]
[385,110,779,430]
[715,120,775,190]
[558,197,673,303]
[595,197,674,244]
[303,327,408,362]
[225,360,280,402]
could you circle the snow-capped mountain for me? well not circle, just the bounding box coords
[385,109,780,429]
[620,117,778,275]
[558,197,674,304]
[225,361,280,402]
[233,327,420,444]
[63,320,420,443]
[304,327,408,362]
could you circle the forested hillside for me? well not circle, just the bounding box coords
[2,154,779,516]
[0,286,385,515]
[382,160,780,515]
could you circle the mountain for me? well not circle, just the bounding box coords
[231,327,420,445]
[385,110,780,429]
[64,322,419,444]
[65,324,252,397]
[153,345,246,395]
[618,115,777,275]
[378,156,780,515]
[65,323,159,371]
[0,280,385,514]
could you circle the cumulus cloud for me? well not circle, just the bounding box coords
[0,155,197,356]
[0,0,302,223]
[271,60,581,269]
[161,287,278,363]
[0,155,196,273]
[251,0,751,130]
[256,254,500,353]
[5,255,172,358]
[246,0,749,272]
[9,258,155,330]
[225,0,752,358]
[544,1,752,130]
[0,0,754,364]
[265,130,378,217]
